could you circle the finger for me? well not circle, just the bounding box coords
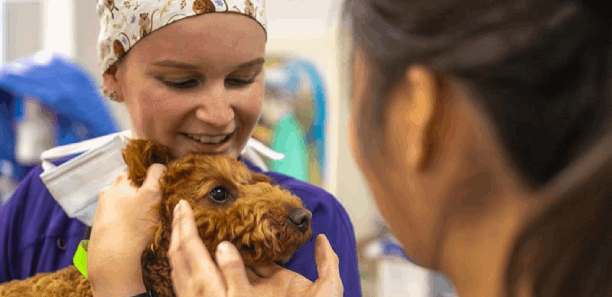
[169,204,181,253]
[296,234,343,297]
[140,163,167,197]
[216,241,254,295]
[169,229,190,296]
[174,200,227,292]
[174,200,215,265]
[169,202,198,297]
[314,234,341,281]
[170,269,188,297]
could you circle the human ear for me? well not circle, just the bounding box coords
[383,65,438,171]
[102,65,125,103]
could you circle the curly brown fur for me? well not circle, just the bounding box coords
[0,140,313,297]
[0,266,90,297]
[131,140,313,296]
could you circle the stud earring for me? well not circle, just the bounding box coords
[107,91,118,102]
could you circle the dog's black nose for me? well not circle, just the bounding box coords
[288,208,312,232]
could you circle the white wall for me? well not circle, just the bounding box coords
[42,0,75,59]
[0,2,4,65]
[2,0,43,64]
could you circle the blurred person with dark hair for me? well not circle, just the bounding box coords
[341,0,612,296]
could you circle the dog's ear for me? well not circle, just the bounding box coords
[123,139,174,186]
[251,172,273,184]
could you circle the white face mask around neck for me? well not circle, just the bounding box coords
[39,130,284,226]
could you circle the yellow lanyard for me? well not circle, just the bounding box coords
[73,240,89,278]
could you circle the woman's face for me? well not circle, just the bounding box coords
[107,13,266,159]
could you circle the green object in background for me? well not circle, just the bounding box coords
[73,240,89,278]
[270,114,309,182]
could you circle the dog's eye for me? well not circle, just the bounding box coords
[209,186,229,203]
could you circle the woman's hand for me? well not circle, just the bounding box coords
[168,199,344,297]
[247,237,344,297]
[88,164,167,297]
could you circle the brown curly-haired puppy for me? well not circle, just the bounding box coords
[0,139,313,297]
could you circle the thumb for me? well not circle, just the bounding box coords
[140,164,167,196]
[216,241,254,295]
[314,234,343,293]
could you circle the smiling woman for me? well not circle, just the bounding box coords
[0,0,362,296]
[103,12,266,159]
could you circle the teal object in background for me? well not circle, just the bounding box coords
[280,61,327,181]
[270,114,308,182]
[261,56,327,186]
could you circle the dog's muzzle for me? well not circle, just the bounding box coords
[287,208,312,233]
